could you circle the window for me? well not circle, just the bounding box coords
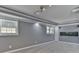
[46,26,50,34]
[60,32,78,36]
[0,19,18,36]
[50,27,54,34]
[46,26,54,34]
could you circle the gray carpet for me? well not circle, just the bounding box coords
[12,41,79,53]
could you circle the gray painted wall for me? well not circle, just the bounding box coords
[59,24,79,43]
[0,15,54,52]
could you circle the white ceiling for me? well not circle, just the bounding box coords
[2,5,79,24]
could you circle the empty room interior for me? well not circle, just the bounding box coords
[0,5,79,53]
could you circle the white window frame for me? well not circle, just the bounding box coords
[0,19,18,36]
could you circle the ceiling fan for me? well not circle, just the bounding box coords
[34,5,52,15]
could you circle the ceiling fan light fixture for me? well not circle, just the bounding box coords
[34,5,52,15]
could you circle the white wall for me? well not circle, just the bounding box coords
[59,24,79,43]
[55,26,59,41]
[0,15,55,52]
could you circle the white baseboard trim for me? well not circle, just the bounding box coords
[4,41,55,53]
